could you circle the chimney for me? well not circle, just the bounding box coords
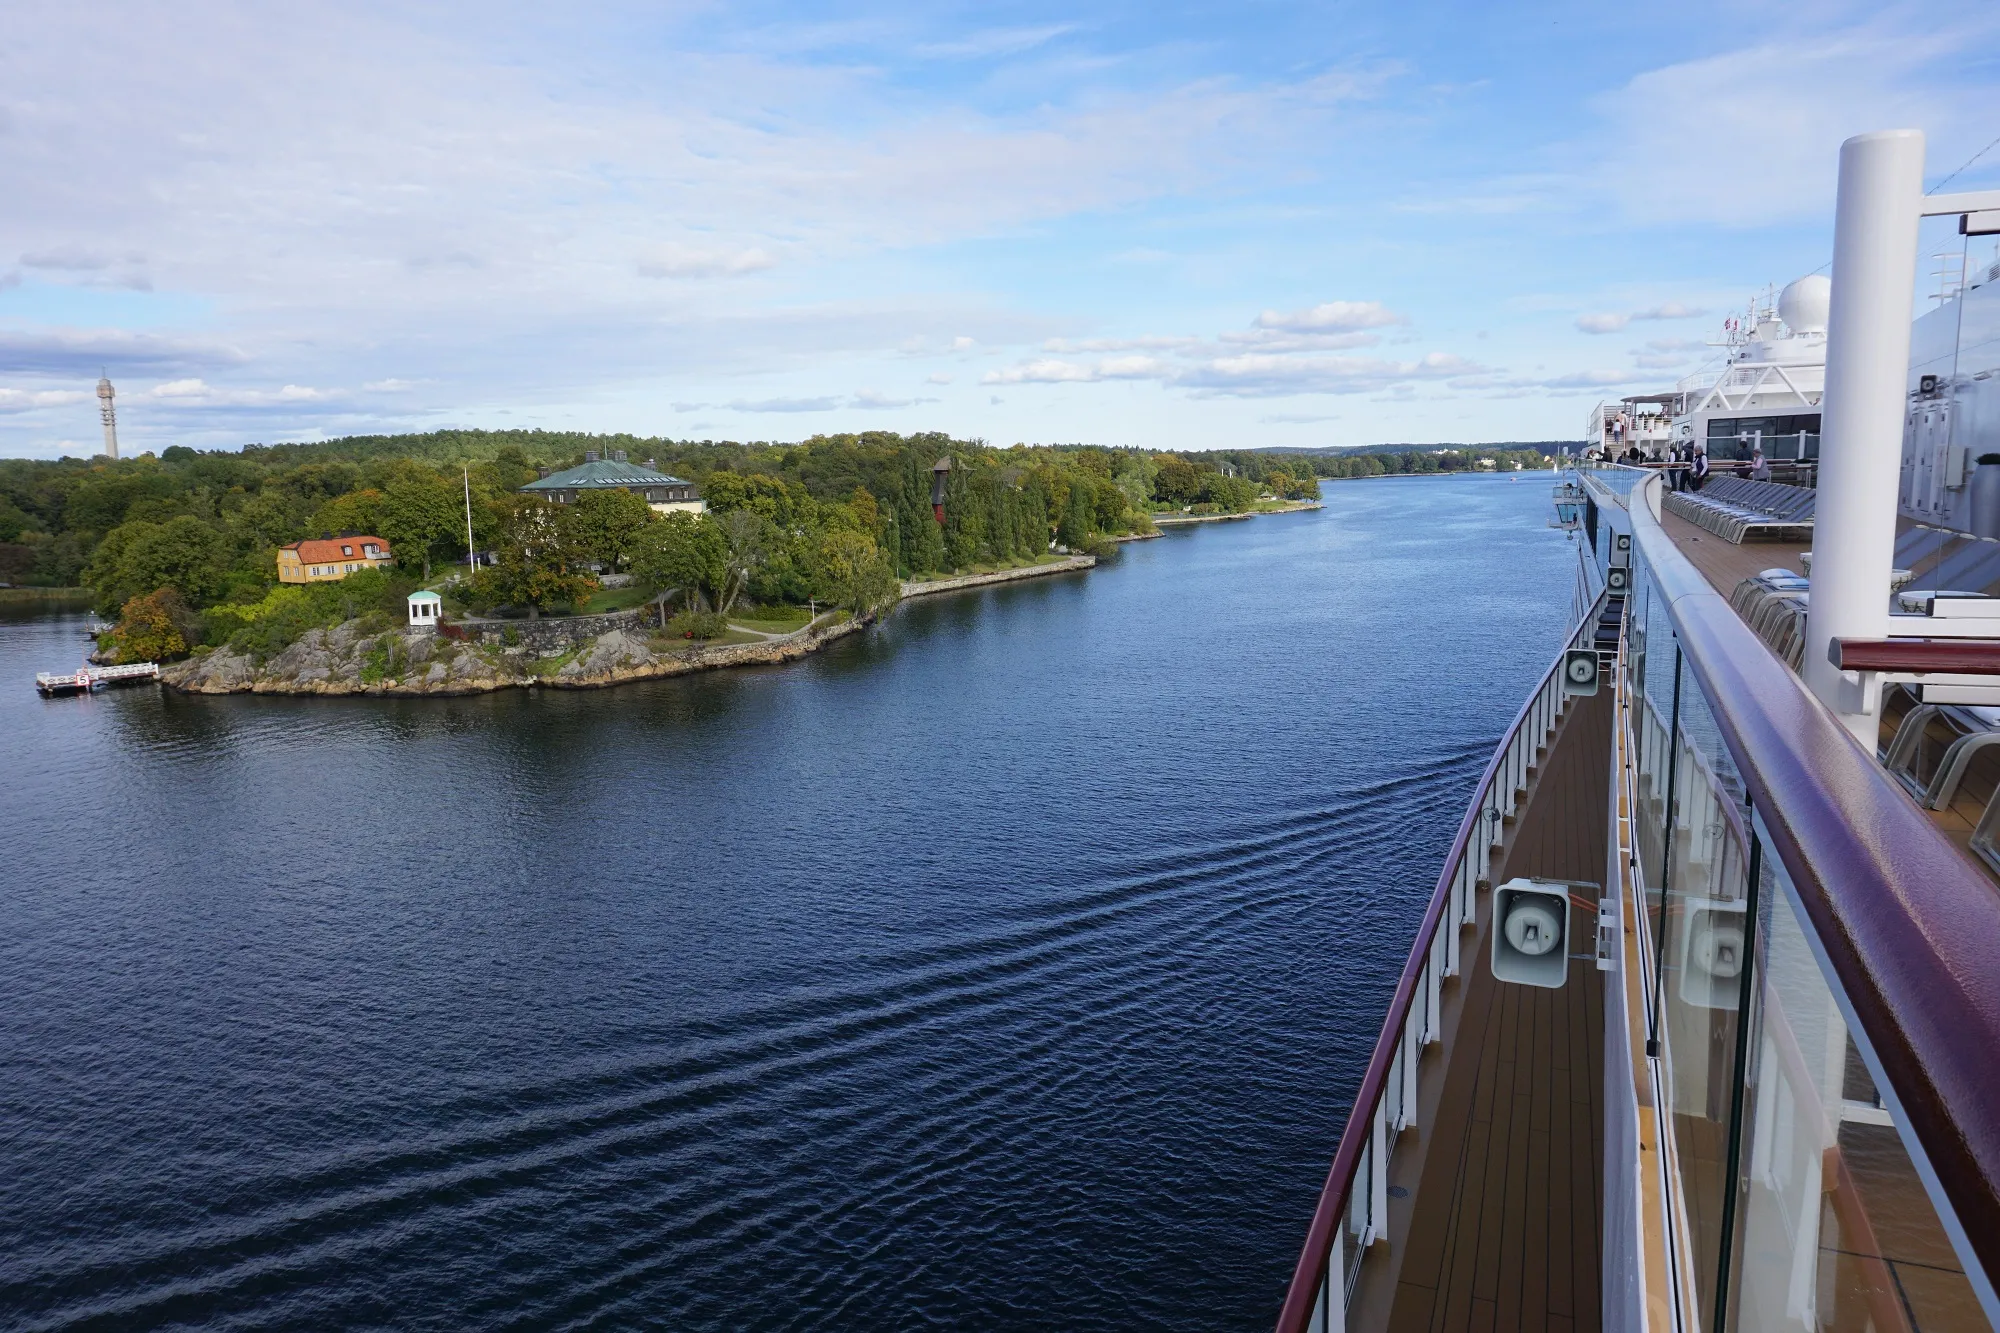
[614,450,628,462]
[645,458,657,467]
[537,466,552,479]
[584,450,599,463]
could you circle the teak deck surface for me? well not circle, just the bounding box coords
[1362,689,1613,1333]
[1657,507,1808,597]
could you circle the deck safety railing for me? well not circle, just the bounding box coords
[1273,600,1607,1333]
[1603,468,2000,1331]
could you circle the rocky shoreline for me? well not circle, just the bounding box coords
[160,613,869,697]
[154,551,1117,700]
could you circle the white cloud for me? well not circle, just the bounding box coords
[1576,302,1708,334]
[1042,335,1199,353]
[636,245,779,280]
[1217,328,1383,352]
[925,372,952,384]
[982,355,1168,385]
[0,388,88,413]
[19,247,145,271]
[724,396,842,413]
[144,378,337,407]
[1253,300,1406,332]
[1595,26,1970,226]
[0,328,244,375]
[915,24,1075,60]
[363,378,417,392]
[1181,351,1482,398]
[848,390,937,409]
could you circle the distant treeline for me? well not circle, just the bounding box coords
[0,430,1548,617]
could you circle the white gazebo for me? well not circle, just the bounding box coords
[407,589,443,629]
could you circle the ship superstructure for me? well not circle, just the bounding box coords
[1280,131,2000,1332]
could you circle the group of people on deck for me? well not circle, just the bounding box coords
[1586,435,1776,491]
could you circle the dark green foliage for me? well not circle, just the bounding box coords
[666,609,729,640]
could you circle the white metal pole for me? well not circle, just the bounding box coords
[464,465,477,574]
[1803,129,1927,746]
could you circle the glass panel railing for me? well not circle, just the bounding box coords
[1621,468,2000,1331]
[1725,843,1989,1330]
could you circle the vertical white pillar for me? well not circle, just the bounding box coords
[1804,130,1926,745]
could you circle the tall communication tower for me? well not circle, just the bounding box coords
[97,374,118,459]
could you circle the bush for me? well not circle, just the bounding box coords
[668,609,729,640]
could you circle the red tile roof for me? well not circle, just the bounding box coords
[280,536,391,564]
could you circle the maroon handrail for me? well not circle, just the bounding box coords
[1829,637,2000,673]
[1633,475,2000,1290]
[1272,606,1599,1332]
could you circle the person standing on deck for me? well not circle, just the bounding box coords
[1690,442,1711,492]
[1749,446,1771,482]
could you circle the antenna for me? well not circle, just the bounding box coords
[95,372,118,459]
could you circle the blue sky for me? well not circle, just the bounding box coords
[2,0,1997,458]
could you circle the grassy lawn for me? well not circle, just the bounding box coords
[905,553,1070,583]
[579,584,657,613]
[731,607,813,635]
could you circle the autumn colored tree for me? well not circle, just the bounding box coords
[114,588,196,663]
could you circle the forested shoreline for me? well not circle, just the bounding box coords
[0,429,1550,664]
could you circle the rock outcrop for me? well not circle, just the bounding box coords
[160,615,869,697]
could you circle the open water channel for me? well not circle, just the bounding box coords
[0,474,1576,1331]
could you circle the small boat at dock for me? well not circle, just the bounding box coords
[35,662,159,697]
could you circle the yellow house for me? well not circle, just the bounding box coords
[277,536,393,584]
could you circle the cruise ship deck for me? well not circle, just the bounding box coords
[1351,690,1611,1332]
[1279,465,2000,1333]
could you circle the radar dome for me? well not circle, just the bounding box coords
[1779,274,1831,335]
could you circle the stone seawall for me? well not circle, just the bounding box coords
[900,555,1095,599]
[446,609,647,651]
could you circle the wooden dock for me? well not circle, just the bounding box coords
[35,662,159,696]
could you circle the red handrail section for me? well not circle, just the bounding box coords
[1272,601,1602,1333]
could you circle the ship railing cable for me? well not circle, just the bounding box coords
[1273,594,1608,1333]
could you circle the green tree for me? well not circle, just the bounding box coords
[814,529,901,615]
[1153,455,1202,505]
[717,509,769,613]
[84,515,231,615]
[306,487,387,539]
[379,472,465,580]
[1058,478,1096,548]
[571,488,656,572]
[630,511,728,615]
[490,496,594,618]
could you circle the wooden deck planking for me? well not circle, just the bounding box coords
[1657,506,1808,598]
[1362,687,1612,1332]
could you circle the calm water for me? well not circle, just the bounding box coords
[0,475,1575,1331]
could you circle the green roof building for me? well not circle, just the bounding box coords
[519,452,705,514]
